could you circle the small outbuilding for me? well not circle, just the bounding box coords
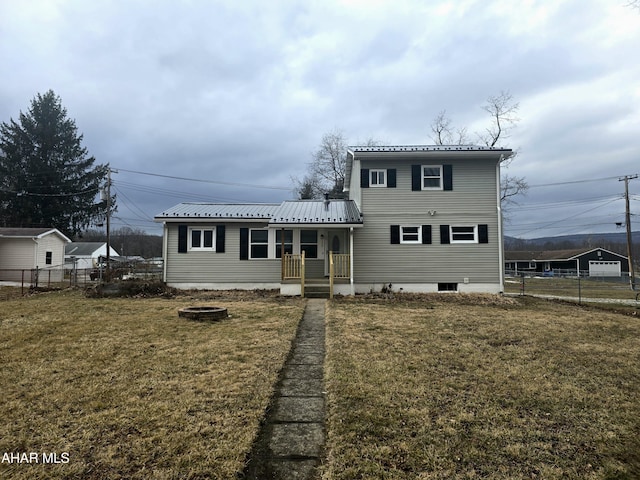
[505,247,630,277]
[0,227,71,283]
[65,242,120,270]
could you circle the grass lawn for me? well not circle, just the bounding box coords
[324,294,640,479]
[0,289,304,479]
[504,276,638,301]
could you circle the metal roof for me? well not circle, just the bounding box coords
[155,203,279,221]
[155,200,364,226]
[348,144,512,153]
[269,200,363,226]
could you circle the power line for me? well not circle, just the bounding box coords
[114,167,292,191]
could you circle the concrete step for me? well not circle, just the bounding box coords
[304,284,331,299]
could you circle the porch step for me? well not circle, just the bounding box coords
[304,283,331,299]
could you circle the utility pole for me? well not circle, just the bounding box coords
[105,167,117,280]
[619,174,638,290]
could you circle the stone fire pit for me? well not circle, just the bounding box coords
[178,306,228,321]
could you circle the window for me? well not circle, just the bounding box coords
[189,228,215,250]
[438,282,458,292]
[400,226,422,244]
[45,251,53,265]
[422,165,442,190]
[370,169,386,187]
[450,226,477,243]
[250,229,269,258]
[300,230,318,258]
[275,229,293,258]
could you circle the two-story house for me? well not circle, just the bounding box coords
[154,145,513,296]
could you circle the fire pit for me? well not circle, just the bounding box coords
[178,306,228,321]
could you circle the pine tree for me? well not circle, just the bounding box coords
[0,90,110,236]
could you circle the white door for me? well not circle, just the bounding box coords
[588,261,621,277]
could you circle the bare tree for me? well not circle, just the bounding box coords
[478,90,520,149]
[430,110,469,145]
[310,129,349,197]
[428,91,528,207]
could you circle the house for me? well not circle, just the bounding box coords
[154,145,513,295]
[0,227,71,283]
[65,242,120,270]
[505,247,630,277]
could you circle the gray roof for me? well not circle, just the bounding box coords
[349,144,512,154]
[155,200,363,226]
[155,203,279,221]
[65,242,107,256]
[269,200,363,226]
[0,227,71,242]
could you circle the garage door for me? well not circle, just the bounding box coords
[588,261,621,277]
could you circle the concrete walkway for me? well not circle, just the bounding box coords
[242,299,326,479]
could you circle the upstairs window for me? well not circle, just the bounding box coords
[422,166,442,190]
[412,164,452,191]
[190,228,215,250]
[370,169,387,187]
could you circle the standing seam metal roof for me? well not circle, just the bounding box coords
[155,201,363,225]
[269,200,362,225]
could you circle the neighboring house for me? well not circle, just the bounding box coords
[0,227,71,282]
[65,242,120,270]
[154,145,513,295]
[505,248,630,277]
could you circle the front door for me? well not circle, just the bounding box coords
[324,230,347,276]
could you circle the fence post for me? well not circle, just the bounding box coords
[578,276,581,305]
[520,273,525,296]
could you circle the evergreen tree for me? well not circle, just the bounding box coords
[0,90,110,236]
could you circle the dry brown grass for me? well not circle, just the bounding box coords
[323,294,640,479]
[0,289,304,479]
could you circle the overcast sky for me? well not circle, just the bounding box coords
[1,0,639,239]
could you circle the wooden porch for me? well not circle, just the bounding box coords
[282,252,351,298]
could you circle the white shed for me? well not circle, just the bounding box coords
[0,228,71,283]
[65,242,120,270]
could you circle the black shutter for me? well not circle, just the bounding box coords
[387,169,396,188]
[440,225,450,244]
[239,228,249,260]
[360,169,370,188]
[216,225,226,252]
[443,164,453,191]
[411,165,421,191]
[390,225,400,244]
[478,224,489,244]
[421,225,432,244]
[178,225,188,253]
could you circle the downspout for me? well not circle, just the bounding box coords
[162,223,168,282]
[497,156,505,292]
[350,227,354,295]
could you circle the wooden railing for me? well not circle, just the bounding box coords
[329,252,350,299]
[282,252,305,296]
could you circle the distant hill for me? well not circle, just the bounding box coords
[504,231,640,259]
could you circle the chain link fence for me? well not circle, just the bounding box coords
[0,260,163,295]
[505,271,638,305]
